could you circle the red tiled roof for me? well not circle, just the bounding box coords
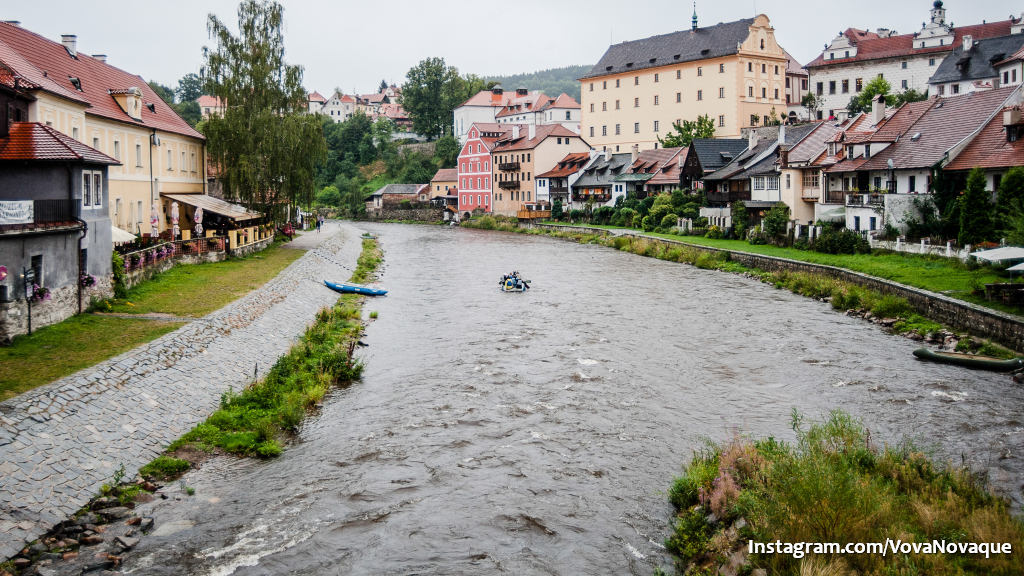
[945,107,1024,171]
[996,45,1024,67]
[0,122,120,163]
[649,147,689,186]
[537,152,591,178]
[544,93,581,109]
[783,49,807,76]
[806,20,1014,68]
[491,124,583,152]
[431,168,458,182]
[0,22,202,139]
[197,95,223,108]
[308,91,326,103]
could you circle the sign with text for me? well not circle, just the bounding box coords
[0,201,34,225]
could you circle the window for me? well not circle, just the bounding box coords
[676,92,681,103]
[82,172,92,207]
[92,173,102,206]
[72,126,79,140]
[92,137,99,150]
[873,176,881,189]
[719,87,725,98]
[634,97,639,107]
[718,114,725,127]
[908,175,916,192]
[786,77,790,88]
[901,79,908,89]
[191,151,196,172]
[720,63,725,73]
[602,101,607,111]
[676,70,681,80]
[566,110,572,120]
[762,87,767,98]
[590,103,594,113]
[803,173,819,189]
[761,64,766,74]
[842,79,849,93]
[901,61,908,69]
[697,67,702,77]
[929,58,936,66]
[31,255,43,289]
[829,81,836,94]
[748,62,753,72]
[938,85,945,95]
[785,174,791,189]
[802,78,807,90]
[589,83,593,91]
[136,144,142,167]
[748,86,754,97]
[634,122,640,134]
[602,125,607,136]
[750,114,759,126]
[856,78,863,92]
[952,84,960,94]
[181,151,186,172]
[602,80,607,89]
[697,90,703,101]
[616,79,620,87]
[114,140,121,160]
[615,99,620,110]
[816,82,823,95]
[775,65,779,75]
[653,120,659,132]
[774,88,779,99]
[653,95,659,105]
[854,215,861,230]
[589,127,594,137]
[634,76,639,85]
[654,73,659,82]
[615,124,621,135]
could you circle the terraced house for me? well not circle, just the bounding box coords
[580,13,788,151]
[490,124,589,217]
[0,22,206,237]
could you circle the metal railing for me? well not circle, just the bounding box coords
[846,193,884,206]
[121,237,226,272]
[498,162,521,171]
[498,180,520,190]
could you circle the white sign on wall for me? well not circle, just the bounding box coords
[0,201,34,225]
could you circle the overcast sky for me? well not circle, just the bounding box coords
[7,0,1022,97]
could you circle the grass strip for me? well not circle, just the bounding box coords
[148,239,382,470]
[103,240,303,317]
[661,410,1024,575]
[0,316,183,402]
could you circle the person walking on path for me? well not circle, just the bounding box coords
[316,216,322,233]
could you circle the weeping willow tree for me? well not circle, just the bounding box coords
[202,0,325,222]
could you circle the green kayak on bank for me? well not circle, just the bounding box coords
[912,348,1024,372]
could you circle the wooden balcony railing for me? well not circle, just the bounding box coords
[498,162,521,171]
[517,209,551,219]
[498,180,520,190]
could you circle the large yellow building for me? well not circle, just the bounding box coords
[580,14,788,151]
[0,23,205,236]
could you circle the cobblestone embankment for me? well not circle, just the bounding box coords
[0,222,365,559]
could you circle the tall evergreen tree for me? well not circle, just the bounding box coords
[202,0,326,220]
[958,167,993,246]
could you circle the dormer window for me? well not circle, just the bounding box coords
[69,76,82,91]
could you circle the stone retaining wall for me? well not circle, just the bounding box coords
[367,207,443,222]
[228,236,273,258]
[0,280,113,344]
[535,224,1024,351]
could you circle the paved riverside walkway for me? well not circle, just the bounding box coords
[0,222,366,559]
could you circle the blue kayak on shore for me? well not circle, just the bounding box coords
[324,280,388,296]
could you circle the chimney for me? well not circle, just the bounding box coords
[92,54,107,63]
[3,21,20,27]
[512,125,520,139]
[604,148,612,161]
[61,34,77,57]
[748,129,759,149]
[962,34,973,51]
[1005,107,1023,127]
[516,87,528,96]
[631,143,639,163]
[778,123,786,144]
[871,93,886,125]
[528,123,536,140]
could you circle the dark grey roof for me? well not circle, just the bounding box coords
[368,183,425,198]
[573,153,632,189]
[929,34,1024,84]
[689,139,749,172]
[581,18,756,80]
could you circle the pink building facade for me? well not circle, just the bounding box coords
[457,123,511,216]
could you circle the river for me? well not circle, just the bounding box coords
[123,224,1023,575]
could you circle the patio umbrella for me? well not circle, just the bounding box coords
[171,201,180,240]
[150,205,159,236]
[194,207,204,236]
[1008,261,1024,276]
[971,246,1024,263]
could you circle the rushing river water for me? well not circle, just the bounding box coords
[123,224,1024,575]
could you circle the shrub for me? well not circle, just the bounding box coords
[661,213,679,230]
[139,456,191,480]
[814,227,870,254]
[762,203,790,242]
[619,207,639,228]
[704,225,722,239]
[870,294,912,318]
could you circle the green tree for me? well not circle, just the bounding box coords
[846,76,891,115]
[148,81,175,105]
[434,134,459,168]
[801,93,822,120]
[658,115,716,148]
[176,73,203,102]
[762,202,791,242]
[996,166,1024,235]
[174,100,202,128]
[958,167,993,246]
[551,198,564,220]
[202,0,326,222]
[731,200,748,239]
[315,185,341,206]
[401,57,466,140]
[890,88,927,107]
[378,79,388,93]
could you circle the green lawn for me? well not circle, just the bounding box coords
[545,222,1015,313]
[105,241,303,317]
[0,315,183,401]
[1,241,305,401]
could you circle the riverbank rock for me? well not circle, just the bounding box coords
[114,536,139,551]
[79,534,103,546]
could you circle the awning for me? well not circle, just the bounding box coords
[971,246,1024,263]
[161,193,262,222]
[1007,262,1024,272]
[111,224,137,244]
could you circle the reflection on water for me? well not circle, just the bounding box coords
[125,224,1024,575]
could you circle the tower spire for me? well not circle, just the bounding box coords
[692,1,698,31]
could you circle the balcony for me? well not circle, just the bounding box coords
[549,185,568,193]
[846,193,884,207]
[801,189,820,201]
[0,199,81,234]
[705,190,751,205]
[498,180,520,190]
[498,162,521,171]
[517,209,551,220]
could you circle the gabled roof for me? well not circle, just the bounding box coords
[649,148,689,186]
[369,183,428,197]
[806,20,1014,68]
[704,124,819,181]
[582,18,757,80]
[574,152,632,188]
[854,87,1018,171]
[490,124,583,152]
[537,152,591,178]
[197,95,223,108]
[494,91,550,118]
[945,106,1024,171]
[786,121,840,164]
[544,93,581,109]
[930,34,1024,84]
[0,122,120,163]
[689,138,749,172]
[784,49,808,76]
[307,91,327,103]
[431,168,458,182]
[0,22,202,139]
[359,93,389,104]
